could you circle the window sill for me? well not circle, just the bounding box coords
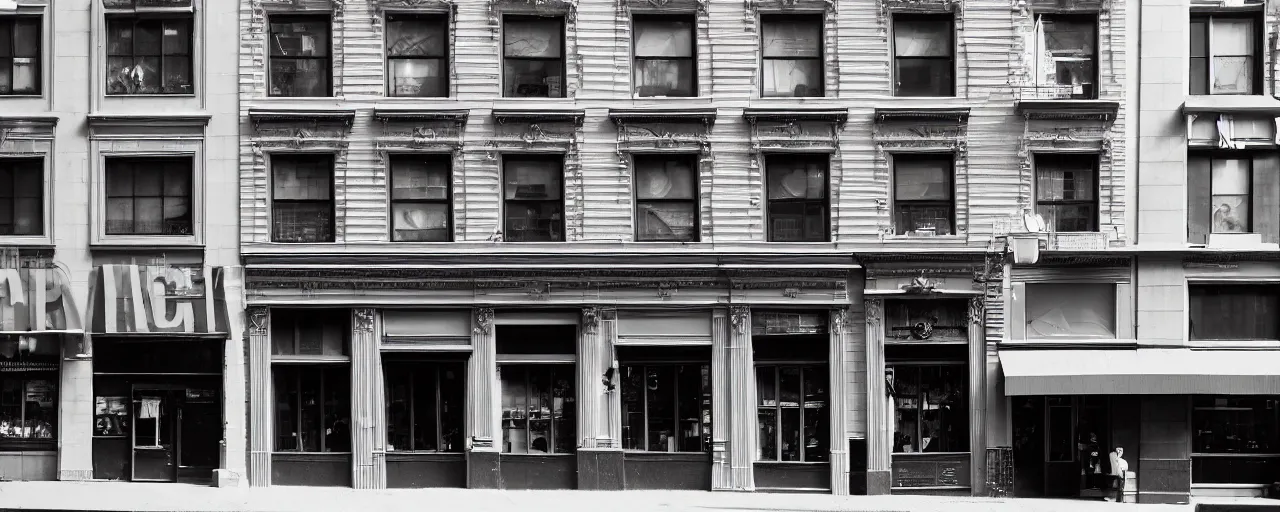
[883,235,967,243]
[1000,339,1136,350]
[91,237,203,250]
[0,237,54,249]
[1188,340,1280,350]
[0,95,43,99]
[104,94,196,99]
[271,355,352,364]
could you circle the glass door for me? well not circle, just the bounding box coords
[131,387,177,482]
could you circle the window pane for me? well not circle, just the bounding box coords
[501,367,528,453]
[161,55,192,93]
[390,59,445,97]
[1211,195,1249,233]
[762,19,820,58]
[323,367,351,452]
[1190,20,1208,59]
[638,202,697,242]
[758,407,778,461]
[412,369,439,452]
[274,160,333,200]
[1212,56,1253,94]
[894,159,951,200]
[894,58,952,96]
[504,18,561,57]
[439,365,464,452]
[1190,57,1208,95]
[634,20,693,58]
[162,21,190,55]
[391,203,450,242]
[273,202,334,243]
[1026,283,1117,338]
[1054,60,1095,89]
[551,368,575,454]
[894,204,953,236]
[298,370,321,452]
[107,21,133,55]
[385,368,411,452]
[635,158,695,200]
[1190,286,1279,340]
[13,18,38,58]
[1043,18,1095,56]
[768,201,827,242]
[645,367,675,452]
[1037,204,1096,233]
[622,366,645,450]
[105,198,135,234]
[1211,159,1249,194]
[894,19,951,57]
[273,369,299,451]
[133,22,162,56]
[767,160,827,200]
[892,366,918,453]
[134,166,162,196]
[634,59,694,97]
[1036,160,1095,201]
[503,59,562,98]
[270,20,329,57]
[162,197,191,235]
[387,18,446,57]
[1212,19,1253,56]
[504,202,563,242]
[0,23,11,56]
[270,58,329,97]
[922,366,967,452]
[392,160,449,200]
[802,366,828,462]
[763,59,822,97]
[504,159,562,200]
[676,364,705,453]
[10,57,35,94]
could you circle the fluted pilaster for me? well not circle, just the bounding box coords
[968,297,987,494]
[247,306,271,487]
[864,298,890,494]
[828,308,852,495]
[727,306,755,491]
[468,308,497,450]
[350,308,384,489]
[577,307,604,448]
[710,308,730,490]
[602,310,621,447]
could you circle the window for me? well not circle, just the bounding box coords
[502,16,564,98]
[893,154,954,236]
[634,154,698,242]
[385,362,464,452]
[503,156,564,242]
[0,337,57,449]
[273,366,351,452]
[892,15,953,97]
[0,158,42,236]
[1031,15,1097,99]
[500,365,575,454]
[1190,15,1260,95]
[1035,154,1098,232]
[756,365,828,462]
[1193,396,1280,484]
[621,364,710,452]
[1189,285,1278,341]
[1210,157,1251,234]
[385,14,448,97]
[760,15,822,97]
[271,154,334,243]
[765,154,828,242]
[1025,283,1116,338]
[633,15,695,97]
[0,16,40,95]
[105,16,192,95]
[890,365,967,454]
[104,157,193,236]
[268,16,331,97]
[390,155,451,242]
[270,308,350,357]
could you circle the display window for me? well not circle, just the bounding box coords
[620,363,710,453]
[0,336,57,449]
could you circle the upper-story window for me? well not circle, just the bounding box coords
[385,14,448,98]
[1025,283,1116,338]
[271,154,335,243]
[502,15,564,98]
[0,158,42,236]
[389,154,451,242]
[633,15,695,98]
[1035,154,1098,232]
[104,157,193,236]
[105,16,193,95]
[1033,14,1097,99]
[1190,284,1278,340]
[503,155,564,242]
[893,154,954,236]
[765,154,829,242]
[0,16,40,95]
[760,15,822,98]
[268,16,332,97]
[1190,14,1261,95]
[892,14,954,97]
[634,154,698,242]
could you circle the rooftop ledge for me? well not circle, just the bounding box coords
[1182,95,1280,116]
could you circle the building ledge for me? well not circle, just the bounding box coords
[371,108,468,122]
[1182,95,1280,116]
[742,107,848,123]
[87,113,210,128]
[608,107,717,125]
[0,116,58,127]
[873,107,969,123]
[1016,99,1119,121]
[492,108,585,124]
[247,107,355,127]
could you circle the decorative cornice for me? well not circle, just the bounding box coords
[372,108,469,122]
[609,107,717,125]
[492,108,585,125]
[743,107,849,124]
[87,113,210,128]
[473,308,494,335]
[247,108,356,129]
[873,107,970,123]
[0,116,60,128]
[1017,100,1119,122]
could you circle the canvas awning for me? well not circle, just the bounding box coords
[999,349,1280,396]
[89,265,229,336]
[0,267,83,335]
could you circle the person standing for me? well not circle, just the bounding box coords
[1108,446,1129,502]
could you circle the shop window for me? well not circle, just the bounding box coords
[0,16,40,95]
[620,364,710,452]
[890,365,967,454]
[892,14,954,97]
[271,154,335,243]
[634,154,698,242]
[884,299,969,343]
[499,365,575,454]
[384,362,464,452]
[1031,15,1097,99]
[389,154,451,242]
[104,157,193,236]
[1192,396,1280,484]
[385,14,448,97]
[270,308,350,357]
[1190,15,1260,95]
[765,154,829,242]
[503,155,564,242]
[1025,283,1116,338]
[273,366,351,452]
[0,158,42,236]
[756,365,828,462]
[268,16,331,97]
[0,337,57,449]
[1189,285,1279,340]
[105,16,192,95]
[633,15,695,97]
[1035,154,1098,232]
[502,15,564,98]
[893,154,954,236]
[760,15,822,98]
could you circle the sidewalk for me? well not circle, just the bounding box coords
[0,481,1199,512]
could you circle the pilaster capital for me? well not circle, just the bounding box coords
[353,308,375,334]
[473,307,494,335]
[968,296,985,327]
[863,298,883,324]
[248,306,269,335]
[730,306,750,335]
[581,307,600,334]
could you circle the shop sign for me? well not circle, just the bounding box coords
[0,268,82,333]
[90,265,229,335]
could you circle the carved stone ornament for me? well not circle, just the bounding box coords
[783,287,800,298]
[730,306,750,335]
[581,307,600,334]
[527,282,550,300]
[473,308,494,335]
[834,308,853,333]
[863,298,883,324]
[248,306,269,334]
[968,296,985,326]
[657,283,677,298]
[354,309,375,333]
[901,275,939,294]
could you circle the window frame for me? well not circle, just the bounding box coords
[764,153,830,243]
[619,362,711,453]
[891,153,956,236]
[631,13,698,98]
[266,14,333,98]
[1033,13,1099,99]
[0,157,44,237]
[754,363,829,462]
[102,156,195,237]
[891,13,955,97]
[272,364,351,453]
[758,13,824,98]
[501,14,567,99]
[1033,152,1100,233]
[632,153,700,242]
[384,12,450,98]
[1189,13,1264,96]
[501,154,566,243]
[0,14,42,97]
[383,361,465,453]
[270,153,337,244]
[388,153,453,243]
[103,14,195,96]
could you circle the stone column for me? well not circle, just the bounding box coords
[216,267,247,487]
[576,307,623,489]
[246,306,271,487]
[710,308,730,490]
[727,306,755,491]
[967,297,987,495]
[466,308,499,488]
[828,308,852,495]
[350,308,384,489]
[57,334,93,481]
[863,298,890,494]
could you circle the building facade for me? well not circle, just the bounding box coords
[0,0,245,486]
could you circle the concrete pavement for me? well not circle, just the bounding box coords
[0,481,1205,512]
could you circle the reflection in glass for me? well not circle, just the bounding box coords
[503,17,564,98]
[633,17,695,97]
[268,17,331,97]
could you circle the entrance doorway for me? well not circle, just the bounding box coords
[1011,396,1112,499]
[129,386,222,483]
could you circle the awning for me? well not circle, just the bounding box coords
[0,267,83,334]
[89,265,230,336]
[999,349,1280,396]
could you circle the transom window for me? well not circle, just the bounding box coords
[892,15,954,97]
[634,154,698,242]
[1190,15,1260,95]
[893,154,955,236]
[1031,14,1097,99]
[0,158,42,236]
[0,16,40,95]
[105,16,193,95]
[385,14,448,97]
[271,154,335,243]
[765,154,829,242]
[502,16,564,98]
[104,157,193,236]
[1035,154,1098,232]
[760,15,822,98]
[633,15,695,98]
[389,155,451,242]
[268,16,332,97]
[503,156,564,242]
[621,363,710,452]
